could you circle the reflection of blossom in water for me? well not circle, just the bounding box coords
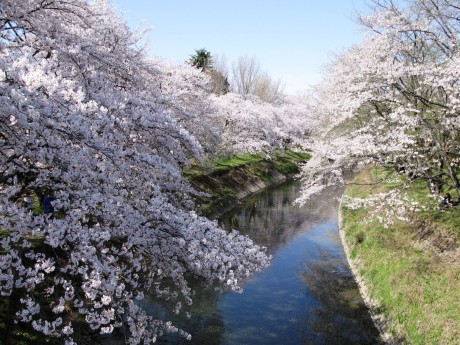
[220,181,344,254]
[139,180,381,345]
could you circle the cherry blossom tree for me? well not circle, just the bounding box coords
[0,1,270,343]
[299,0,460,204]
[187,49,230,96]
[209,92,316,156]
[147,57,221,155]
[148,57,316,158]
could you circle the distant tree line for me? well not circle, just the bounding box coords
[188,49,283,103]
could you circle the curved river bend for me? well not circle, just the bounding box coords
[148,180,382,344]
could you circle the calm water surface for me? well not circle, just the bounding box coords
[151,180,381,344]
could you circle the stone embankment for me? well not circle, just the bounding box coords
[185,152,308,217]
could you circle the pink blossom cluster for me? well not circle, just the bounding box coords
[0,1,280,343]
[299,0,460,207]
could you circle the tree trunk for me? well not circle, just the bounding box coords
[441,153,460,199]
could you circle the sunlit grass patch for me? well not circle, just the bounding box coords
[341,166,460,344]
[272,150,311,175]
[184,153,264,178]
[214,153,265,170]
[183,150,310,217]
[184,150,310,178]
[274,150,311,162]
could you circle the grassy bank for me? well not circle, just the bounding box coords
[184,150,310,217]
[184,150,310,178]
[340,166,459,344]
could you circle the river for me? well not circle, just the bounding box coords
[145,179,382,344]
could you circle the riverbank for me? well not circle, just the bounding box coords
[339,166,460,344]
[338,200,402,345]
[152,178,381,344]
[184,151,310,217]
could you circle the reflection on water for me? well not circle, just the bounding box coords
[220,180,340,254]
[152,180,381,344]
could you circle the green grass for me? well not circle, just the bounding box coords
[272,150,311,175]
[214,153,265,169]
[184,150,310,217]
[341,166,460,344]
[184,153,265,178]
[274,150,311,162]
[184,150,310,178]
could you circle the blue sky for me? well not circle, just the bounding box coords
[112,0,370,94]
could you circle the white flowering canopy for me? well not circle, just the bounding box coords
[210,93,316,155]
[299,0,460,203]
[0,0,270,343]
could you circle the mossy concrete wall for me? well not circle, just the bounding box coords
[187,159,299,218]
